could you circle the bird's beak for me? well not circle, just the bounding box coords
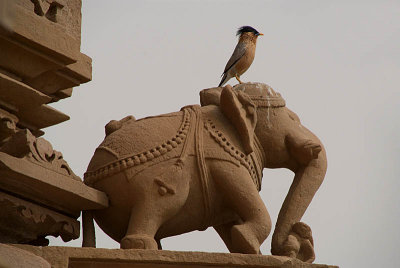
[258,33,264,36]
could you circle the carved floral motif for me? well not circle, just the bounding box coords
[0,191,79,245]
[0,128,79,180]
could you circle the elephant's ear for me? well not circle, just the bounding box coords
[220,85,257,154]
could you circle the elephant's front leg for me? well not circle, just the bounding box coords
[209,161,271,254]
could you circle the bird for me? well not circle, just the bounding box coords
[218,26,263,87]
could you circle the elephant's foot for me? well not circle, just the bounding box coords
[231,224,261,254]
[120,234,158,250]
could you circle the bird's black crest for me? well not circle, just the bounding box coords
[236,26,260,36]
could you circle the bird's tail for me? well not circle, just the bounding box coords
[218,73,228,87]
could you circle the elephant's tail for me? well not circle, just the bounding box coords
[82,210,96,247]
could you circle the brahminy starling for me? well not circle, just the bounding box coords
[219,26,263,87]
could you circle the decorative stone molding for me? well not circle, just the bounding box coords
[0,191,79,245]
[0,128,79,180]
[0,149,108,217]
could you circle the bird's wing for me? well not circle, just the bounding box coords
[222,42,246,76]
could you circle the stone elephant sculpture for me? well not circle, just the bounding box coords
[82,83,327,263]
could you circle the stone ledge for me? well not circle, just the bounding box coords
[13,245,338,268]
[16,104,70,130]
[0,152,108,217]
[23,52,92,99]
[0,72,51,108]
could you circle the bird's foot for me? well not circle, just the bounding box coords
[235,74,243,84]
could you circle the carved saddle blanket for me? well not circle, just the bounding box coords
[84,106,263,191]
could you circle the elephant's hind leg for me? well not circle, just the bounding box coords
[120,206,159,250]
[120,161,190,250]
[210,161,272,254]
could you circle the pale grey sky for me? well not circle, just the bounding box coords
[47,1,400,267]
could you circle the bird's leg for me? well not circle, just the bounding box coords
[235,74,243,84]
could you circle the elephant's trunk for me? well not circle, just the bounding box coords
[271,145,327,255]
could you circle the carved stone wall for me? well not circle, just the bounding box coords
[0,0,108,245]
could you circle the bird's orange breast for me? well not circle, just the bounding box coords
[233,42,256,76]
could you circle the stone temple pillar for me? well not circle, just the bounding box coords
[0,0,108,246]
